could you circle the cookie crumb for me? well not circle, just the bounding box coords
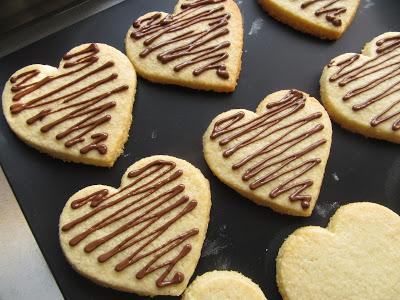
[248,18,264,36]
[332,172,339,181]
[151,129,158,139]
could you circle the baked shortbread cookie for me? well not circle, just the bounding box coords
[2,43,136,167]
[259,0,360,40]
[59,155,211,296]
[125,0,243,92]
[321,32,400,143]
[182,271,267,300]
[203,90,332,217]
[276,202,400,300]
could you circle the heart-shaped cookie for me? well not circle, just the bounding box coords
[203,90,332,216]
[276,202,400,300]
[182,271,268,300]
[259,0,360,40]
[59,155,211,296]
[2,43,136,167]
[321,32,400,143]
[125,0,243,92]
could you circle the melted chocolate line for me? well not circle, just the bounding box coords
[118,228,198,276]
[11,61,114,104]
[328,35,400,130]
[371,98,400,130]
[241,125,325,180]
[52,101,115,146]
[63,43,99,60]
[338,56,400,87]
[61,159,199,287]
[68,185,184,247]
[133,13,162,28]
[254,159,320,195]
[139,30,199,58]
[376,36,400,54]
[343,66,400,100]
[96,197,194,262]
[210,111,245,139]
[11,45,101,98]
[175,47,229,74]
[71,189,109,209]
[80,133,108,154]
[42,100,115,133]
[9,69,41,87]
[216,94,306,147]
[20,74,118,116]
[133,6,225,42]
[131,0,231,79]
[233,122,324,170]
[181,0,226,9]
[269,158,321,209]
[137,238,194,288]
[63,114,111,148]
[63,161,179,231]
[210,90,325,208]
[301,0,346,27]
[225,112,322,159]
[352,80,400,111]
[249,141,325,191]
[153,244,192,288]
[26,85,128,125]
[157,15,229,63]
[83,189,187,252]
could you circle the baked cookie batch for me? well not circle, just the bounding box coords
[2,0,400,299]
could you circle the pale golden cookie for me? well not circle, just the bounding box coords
[2,43,137,167]
[182,271,267,300]
[125,0,243,92]
[59,155,211,296]
[277,202,400,300]
[203,90,332,217]
[321,32,400,143]
[259,0,360,40]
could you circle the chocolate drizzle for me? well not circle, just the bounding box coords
[61,159,199,288]
[8,43,130,155]
[130,0,231,79]
[301,0,347,27]
[328,34,400,130]
[210,90,327,209]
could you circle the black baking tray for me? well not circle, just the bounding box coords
[0,1,399,299]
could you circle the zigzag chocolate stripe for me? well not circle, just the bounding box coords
[9,43,129,155]
[328,34,400,130]
[61,159,199,288]
[211,90,326,209]
[131,0,231,79]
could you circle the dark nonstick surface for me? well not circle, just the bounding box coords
[0,1,399,299]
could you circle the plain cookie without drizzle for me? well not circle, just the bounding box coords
[321,32,400,143]
[182,271,267,300]
[59,155,211,296]
[125,0,243,92]
[259,0,360,40]
[203,90,332,217]
[2,43,137,167]
[277,202,400,300]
